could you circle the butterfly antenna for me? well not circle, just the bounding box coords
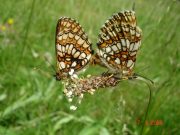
[33,65,52,78]
[133,73,154,85]
[133,73,154,135]
[44,56,56,74]
[132,1,136,11]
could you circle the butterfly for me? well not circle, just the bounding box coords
[55,10,142,80]
[55,17,93,80]
[95,10,142,78]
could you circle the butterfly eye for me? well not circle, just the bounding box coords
[55,17,93,80]
[96,10,142,76]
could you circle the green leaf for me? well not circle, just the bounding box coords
[53,115,74,132]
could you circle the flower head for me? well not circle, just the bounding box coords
[7,18,14,25]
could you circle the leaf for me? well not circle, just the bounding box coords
[53,115,74,132]
[0,126,18,135]
[100,127,110,135]
[79,124,101,135]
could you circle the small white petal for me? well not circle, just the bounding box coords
[72,74,78,79]
[68,98,73,102]
[69,69,74,75]
[70,105,77,111]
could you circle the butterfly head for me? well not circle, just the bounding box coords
[54,71,67,81]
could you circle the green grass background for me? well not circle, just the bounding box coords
[0,0,179,135]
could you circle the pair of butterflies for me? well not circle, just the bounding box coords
[55,10,142,80]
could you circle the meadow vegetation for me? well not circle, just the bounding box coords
[0,0,179,134]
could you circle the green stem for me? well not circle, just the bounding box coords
[14,0,36,75]
[134,74,154,135]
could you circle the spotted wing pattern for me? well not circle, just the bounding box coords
[56,17,93,80]
[97,10,142,76]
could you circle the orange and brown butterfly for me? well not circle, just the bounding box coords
[94,10,142,78]
[55,17,93,80]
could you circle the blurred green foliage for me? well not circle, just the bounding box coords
[0,0,179,135]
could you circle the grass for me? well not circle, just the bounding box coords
[0,0,179,135]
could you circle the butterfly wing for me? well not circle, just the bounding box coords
[97,10,142,76]
[56,17,93,80]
